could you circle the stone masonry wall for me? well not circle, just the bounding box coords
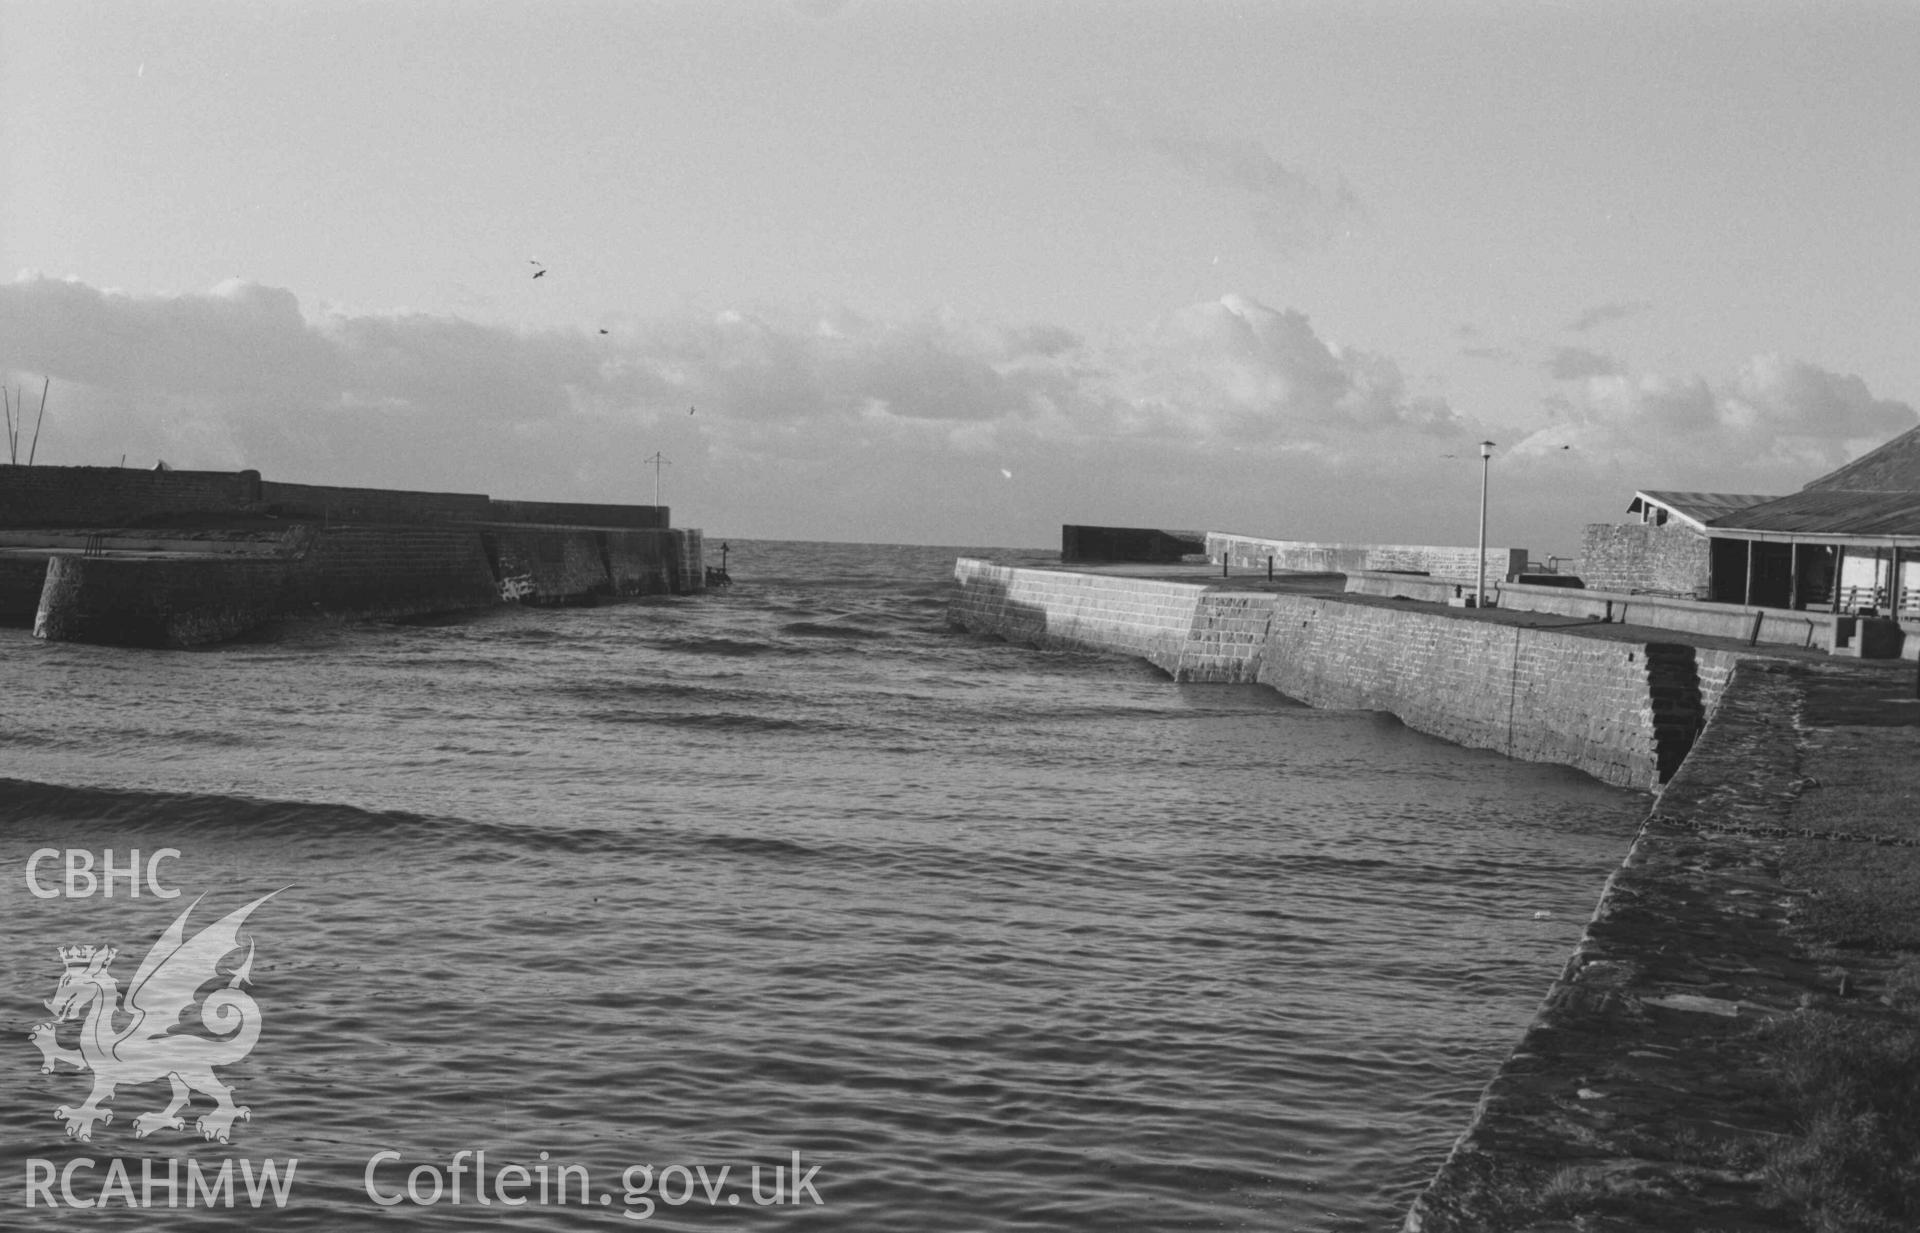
[950,562,1744,790]
[949,559,1207,673]
[484,527,613,605]
[602,529,672,595]
[668,528,705,594]
[33,555,292,647]
[0,466,262,528]
[1578,522,1711,596]
[1207,533,1526,582]
[259,481,492,523]
[1257,595,1672,788]
[1174,591,1278,683]
[487,499,668,530]
[288,525,500,617]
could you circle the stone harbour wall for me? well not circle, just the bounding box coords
[1175,591,1280,683]
[667,528,705,595]
[948,558,1209,674]
[1,466,704,646]
[0,466,263,528]
[33,555,294,647]
[291,524,501,618]
[1207,533,1527,582]
[950,561,1740,790]
[259,480,492,524]
[485,526,615,606]
[27,524,703,647]
[1256,594,1739,790]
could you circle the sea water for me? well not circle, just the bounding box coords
[0,539,1646,1230]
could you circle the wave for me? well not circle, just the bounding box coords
[584,709,819,733]
[646,636,780,657]
[551,679,765,704]
[780,620,890,640]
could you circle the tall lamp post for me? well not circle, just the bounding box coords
[1476,440,1496,609]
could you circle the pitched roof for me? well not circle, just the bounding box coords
[1708,489,1920,538]
[1628,490,1777,529]
[1802,424,1920,491]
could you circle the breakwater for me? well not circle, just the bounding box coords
[950,559,1736,790]
[0,465,704,646]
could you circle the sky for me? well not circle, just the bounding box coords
[3,1,1918,554]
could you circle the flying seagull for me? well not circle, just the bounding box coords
[529,259,546,279]
[599,328,609,335]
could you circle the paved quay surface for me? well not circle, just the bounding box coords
[1405,659,1917,1232]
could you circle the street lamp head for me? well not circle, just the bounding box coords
[1479,440,1496,459]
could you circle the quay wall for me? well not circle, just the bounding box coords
[0,465,671,531]
[27,524,700,647]
[0,465,701,646]
[948,558,1207,673]
[1254,594,1737,788]
[668,528,705,594]
[1207,532,1526,582]
[950,561,1738,790]
[488,499,670,530]
[258,480,492,523]
[291,525,501,618]
[34,555,293,647]
[0,466,263,527]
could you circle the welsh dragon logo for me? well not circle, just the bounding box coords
[28,892,279,1144]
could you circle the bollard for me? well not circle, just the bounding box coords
[1222,557,1229,578]
[1267,555,1273,580]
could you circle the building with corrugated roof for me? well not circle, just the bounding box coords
[1580,425,1920,620]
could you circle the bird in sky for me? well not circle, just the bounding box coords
[689,406,696,415]
[529,259,546,279]
[599,328,609,335]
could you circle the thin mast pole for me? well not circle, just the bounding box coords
[27,378,49,465]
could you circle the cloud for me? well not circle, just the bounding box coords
[8,274,1910,553]
[1510,356,1918,480]
[1123,296,1427,429]
[1094,109,1364,253]
[1567,301,1651,332]
[0,276,1486,543]
[1546,346,1626,380]
[0,274,1453,463]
